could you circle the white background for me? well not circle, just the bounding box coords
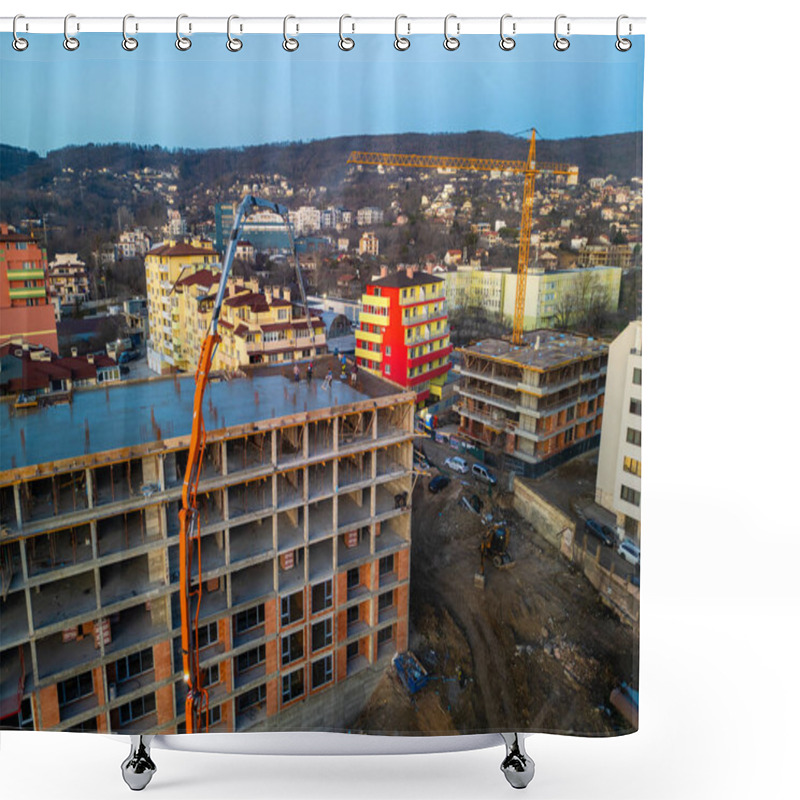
[2,1,799,798]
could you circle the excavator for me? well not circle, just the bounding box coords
[178,195,311,733]
[475,522,515,590]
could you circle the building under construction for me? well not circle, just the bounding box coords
[455,330,608,478]
[0,357,414,733]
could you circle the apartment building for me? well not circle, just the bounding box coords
[595,320,642,543]
[117,229,152,260]
[144,239,218,374]
[166,268,326,372]
[47,253,90,307]
[0,359,415,733]
[356,268,452,404]
[0,224,58,354]
[358,232,379,257]
[456,330,608,478]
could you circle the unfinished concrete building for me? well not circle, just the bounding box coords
[0,359,414,733]
[455,330,608,478]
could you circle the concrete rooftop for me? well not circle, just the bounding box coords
[1,362,396,472]
[460,330,607,371]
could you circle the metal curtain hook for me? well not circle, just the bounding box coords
[444,14,460,51]
[12,14,29,51]
[499,14,516,51]
[227,15,242,51]
[63,13,79,51]
[616,14,632,51]
[394,15,410,51]
[554,14,570,51]
[283,15,299,51]
[176,14,191,51]
[122,14,138,51]
[339,15,354,51]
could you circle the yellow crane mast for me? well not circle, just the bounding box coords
[348,130,578,345]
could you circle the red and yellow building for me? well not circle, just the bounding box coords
[355,269,452,404]
[0,224,59,353]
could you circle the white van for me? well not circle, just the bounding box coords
[617,539,641,566]
[471,463,497,485]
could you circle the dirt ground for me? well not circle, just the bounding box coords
[352,461,638,736]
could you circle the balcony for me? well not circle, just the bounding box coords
[405,325,450,346]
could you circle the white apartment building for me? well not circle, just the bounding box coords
[288,206,322,235]
[595,320,642,543]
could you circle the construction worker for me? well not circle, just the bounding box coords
[350,362,358,386]
[306,361,313,382]
[293,364,300,382]
[340,353,347,380]
[322,368,333,389]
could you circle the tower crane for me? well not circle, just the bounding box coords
[179,194,310,733]
[347,129,578,345]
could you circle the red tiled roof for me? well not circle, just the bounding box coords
[233,324,249,338]
[176,268,219,289]
[225,292,269,312]
[260,322,292,333]
[147,242,218,258]
[218,319,234,331]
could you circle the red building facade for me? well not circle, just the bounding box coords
[356,269,452,404]
[0,224,59,353]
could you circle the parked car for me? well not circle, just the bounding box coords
[118,350,134,364]
[601,523,619,543]
[585,518,615,547]
[445,456,469,474]
[428,475,450,493]
[618,539,641,565]
[471,463,497,485]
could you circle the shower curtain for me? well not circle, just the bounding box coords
[0,22,644,739]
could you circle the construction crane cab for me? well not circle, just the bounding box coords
[178,194,310,733]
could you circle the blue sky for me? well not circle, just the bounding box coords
[1,33,643,154]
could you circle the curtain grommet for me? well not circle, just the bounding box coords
[176,14,192,51]
[444,14,460,51]
[283,15,299,51]
[499,14,516,51]
[339,15,355,51]
[554,14,570,51]
[12,15,29,51]
[226,15,243,52]
[394,15,410,51]
[122,14,138,51]
[615,15,632,51]
[63,13,80,51]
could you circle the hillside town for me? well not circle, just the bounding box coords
[0,132,641,740]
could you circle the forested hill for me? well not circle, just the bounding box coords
[4,130,642,189]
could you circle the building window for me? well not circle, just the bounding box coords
[200,663,220,687]
[378,591,394,611]
[564,427,574,443]
[57,671,94,707]
[236,644,266,674]
[379,554,394,576]
[632,367,642,385]
[118,693,156,726]
[282,668,304,704]
[114,648,154,682]
[17,697,33,730]
[347,605,359,626]
[311,618,333,652]
[281,630,304,666]
[280,591,304,626]
[236,684,266,713]
[626,427,641,447]
[196,621,218,649]
[385,345,391,356]
[566,406,575,422]
[629,398,642,416]
[311,655,333,689]
[208,705,222,726]
[235,604,265,634]
[623,456,642,477]
[347,568,360,590]
[385,364,391,375]
[346,641,359,661]
[620,485,641,507]
[377,626,394,645]
[311,579,333,614]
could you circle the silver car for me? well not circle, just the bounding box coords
[617,539,641,566]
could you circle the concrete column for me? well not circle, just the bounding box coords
[271,429,277,466]
[13,484,23,528]
[221,440,228,476]
[85,469,94,508]
[302,424,309,459]
[332,416,339,453]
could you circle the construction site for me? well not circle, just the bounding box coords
[0,356,416,733]
[352,444,638,736]
[456,330,609,478]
